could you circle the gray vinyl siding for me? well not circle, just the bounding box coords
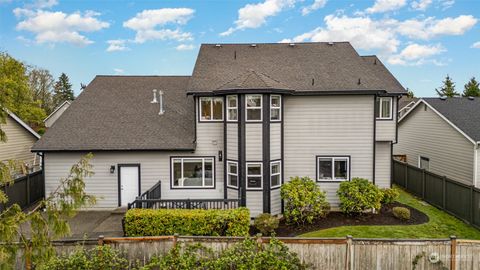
[284,95,374,206]
[270,189,281,215]
[270,123,281,160]
[245,124,262,161]
[375,141,391,188]
[476,149,480,188]
[394,104,474,185]
[0,115,38,167]
[246,191,263,217]
[227,188,238,200]
[376,98,396,141]
[226,124,238,160]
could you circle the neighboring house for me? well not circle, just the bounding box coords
[0,111,41,170]
[398,96,417,118]
[394,97,480,187]
[44,100,71,128]
[32,42,406,215]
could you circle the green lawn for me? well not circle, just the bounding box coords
[301,188,480,239]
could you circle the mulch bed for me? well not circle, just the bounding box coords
[251,202,429,237]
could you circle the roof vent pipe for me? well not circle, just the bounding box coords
[215,44,222,48]
[328,42,334,46]
[440,96,447,100]
[358,78,361,85]
[468,96,475,100]
[289,43,295,47]
[251,44,257,47]
[151,89,158,103]
[159,90,165,115]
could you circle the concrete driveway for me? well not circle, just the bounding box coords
[63,210,124,239]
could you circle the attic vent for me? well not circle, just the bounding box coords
[151,89,158,103]
[158,90,165,115]
[468,96,475,100]
[251,44,257,47]
[215,44,222,48]
[289,43,295,47]
[328,42,334,46]
[440,96,447,100]
[358,78,361,85]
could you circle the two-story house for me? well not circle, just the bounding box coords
[32,42,406,216]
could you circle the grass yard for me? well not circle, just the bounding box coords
[301,188,480,239]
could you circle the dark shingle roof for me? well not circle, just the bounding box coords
[398,96,418,111]
[32,76,195,151]
[188,43,406,94]
[423,97,480,142]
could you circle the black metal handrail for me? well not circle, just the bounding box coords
[127,180,162,209]
[127,198,240,210]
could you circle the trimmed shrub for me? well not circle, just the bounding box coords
[281,176,330,225]
[381,188,400,204]
[393,207,411,220]
[337,178,383,215]
[254,213,279,236]
[124,207,250,237]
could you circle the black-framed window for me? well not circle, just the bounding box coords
[171,157,214,188]
[317,156,349,181]
[419,156,430,170]
[227,161,238,188]
[246,95,262,121]
[246,162,262,189]
[376,97,392,119]
[270,95,281,121]
[270,160,281,188]
[200,97,223,121]
[227,95,238,121]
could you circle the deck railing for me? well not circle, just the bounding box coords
[127,198,240,210]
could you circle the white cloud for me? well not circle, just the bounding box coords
[123,8,194,43]
[440,0,454,10]
[397,15,477,40]
[220,0,296,36]
[366,0,406,14]
[411,0,432,11]
[301,0,327,15]
[388,43,446,65]
[113,68,124,74]
[176,44,195,51]
[31,0,58,8]
[106,39,129,52]
[472,42,480,49]
[14,9,109,46]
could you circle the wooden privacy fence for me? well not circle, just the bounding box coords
[393,160,480,230]
[13,235,480,270]
[0,170,44,211]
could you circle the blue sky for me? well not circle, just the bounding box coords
[0,0,479,97]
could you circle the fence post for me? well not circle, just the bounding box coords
[345,235,353,270]
[470,186,474,223]
[173,233,178,248]
[98,235,104,246]
[421,169,426,199]
[404,162,408,189]
[443,176,447,209]
[450,235,457,270]
[26,173,31,206]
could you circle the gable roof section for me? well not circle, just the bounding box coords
[5,110,40,139]
[217,69,292,92]
[188,42,406,95]
[32,76,195,152]
[44,100,71,122]
[399,97,480,144]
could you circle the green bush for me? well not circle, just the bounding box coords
[281,176,330,225]
[393,206,411,220]
[337,178,383,215]
[381,188,400,204]
[254,213,279,236]
[124,207,250,237]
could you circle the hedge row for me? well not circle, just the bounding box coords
[124,207,250,237]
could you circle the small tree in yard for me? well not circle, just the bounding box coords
[0,153,96,269]
[280,176,330,226]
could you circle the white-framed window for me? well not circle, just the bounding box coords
[226,95,238,122]
[317,156,349,181]
[171,157,214,188]
[246,95,262,121]
[270,95,281,121]
[419,156,430,170]
[227,161,238,188]
[270,161,281,188]
[199,97,224,121]
[376,97,392,119]
[246,162,262,189]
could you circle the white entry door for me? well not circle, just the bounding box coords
[119,165,139,206]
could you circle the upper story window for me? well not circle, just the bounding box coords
[200,97,223,121]
[227,95,238,122]
[172,157,214,188]
[270,161,281,188]
[246,95,262,122]
[317,156,349,182]
[376,97,392,119]
[270,95,281,121]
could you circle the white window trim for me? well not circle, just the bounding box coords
[270,160,282,188]
[226,95,238,122]
[199,97,224,121]
[246,162,263,190]
[245,94,262,122]
[418,156,430,170]
[270,95,282,121]
[317,156,350,182]
[227,160,238,188]
[376,97,393,120]
[171,157,215,188]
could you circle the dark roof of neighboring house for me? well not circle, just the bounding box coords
[398,96,418,111]
[420,97,480,142]
[32,76,195,151]
[188,42,406,94]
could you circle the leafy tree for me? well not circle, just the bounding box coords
[435,75,460,97]
[463,77,480,97]
[28,67,55,114]
[406,88,415,98]
[53,73,74,107]
[0,154,96,269]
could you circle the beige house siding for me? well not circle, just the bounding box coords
[394,103,475,185]
[375,141,391,188]
[44,101,70,128]
[245,124,262,161]
[270,123,281,160]
[270,188,281,215]
[376,98,397,141]
[476,148,480,188]
[0,115,38,167]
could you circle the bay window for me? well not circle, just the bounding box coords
[376,97,392,119]
[200,97,223,121]
[270,95,281,121]
[227,95,238,121]
[227,161,238,188]
[317,156,349,181]
[171,157,214,188]
[246,95,262,121]
[246,163,262,189]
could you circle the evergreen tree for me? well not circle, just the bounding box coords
[53,73,74,107]
[435,75,459,97]
[462,77,480,97]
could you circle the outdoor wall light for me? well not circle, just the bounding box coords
[218,150,223,162]
[110,165,116,174]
